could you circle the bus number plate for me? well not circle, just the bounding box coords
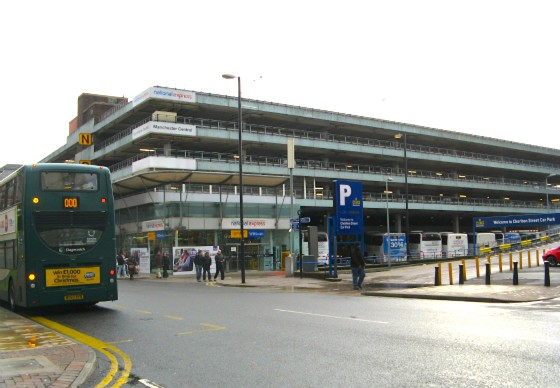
[63,197,79,208]
[64,294,84,301]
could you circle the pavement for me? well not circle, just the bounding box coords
[2,251,560,387]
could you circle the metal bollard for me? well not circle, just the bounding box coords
[544,261,551,287]
[434,266,441,286]
[448,262,453,285]
[485,263,491,285]
[513,261,519,285]
[459,264,464,285]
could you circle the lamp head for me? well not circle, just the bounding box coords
[222,74,237,79]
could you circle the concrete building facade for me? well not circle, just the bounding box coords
[38,86,560,268]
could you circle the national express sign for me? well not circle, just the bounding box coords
[474,213,560,229]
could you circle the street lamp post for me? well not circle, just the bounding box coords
[385,178,393,268]
[395,133,409,255]
[546,174,558,211]
[222,74,245,284]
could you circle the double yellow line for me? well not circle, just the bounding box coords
[30,316,131,387]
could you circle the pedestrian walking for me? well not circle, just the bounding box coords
[202,251,212,281]
[116,250,126,278]
[214,249,225,280]
[350,243,366,290]
[194,250,204,282]
[128,251,139,280]
[163,251,170,278]
[154,249,163,279]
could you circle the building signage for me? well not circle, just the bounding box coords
[221,218,275,230]
[333,180,363,234]
[133,87,196,107]
[474,213,560,229]
[132,122,196,141]
[142,220,165,232]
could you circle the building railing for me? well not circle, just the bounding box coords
[95,114,560,172]
[108,146,559,192]
[113,174,559,211]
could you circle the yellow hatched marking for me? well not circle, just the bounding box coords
[135,310,152,314]
[31,317,132,387]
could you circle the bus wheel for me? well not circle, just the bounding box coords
[8,280,17,312]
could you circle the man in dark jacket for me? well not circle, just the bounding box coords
[214,249,225,281]
[194,250,204,282]
[350,243,366,290]
[202,251,212,281]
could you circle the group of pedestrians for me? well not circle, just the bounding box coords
[116,250,139,280]
[152,249,170,279]
[193,249,225,282]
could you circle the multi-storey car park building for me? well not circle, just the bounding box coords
[27,86,560,269]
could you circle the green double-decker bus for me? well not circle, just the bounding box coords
[0,163,118,310]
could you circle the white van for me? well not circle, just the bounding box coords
[440,232,468,257]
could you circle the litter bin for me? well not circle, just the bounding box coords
[285,255,294,276]
[302,255,317,272]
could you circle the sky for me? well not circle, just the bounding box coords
[1,0,559,167]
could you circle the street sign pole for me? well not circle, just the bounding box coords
[298,210,303,279]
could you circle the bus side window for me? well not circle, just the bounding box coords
[0,185,5,210]
[0,242,5,268]
[5,241,14,269]
[5,180,15,208]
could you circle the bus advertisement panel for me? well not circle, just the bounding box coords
[0,164,118,311]
[365,233,407,262]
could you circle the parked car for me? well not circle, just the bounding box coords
[542,246,560,266]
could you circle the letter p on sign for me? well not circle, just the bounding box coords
[339,184,352,206]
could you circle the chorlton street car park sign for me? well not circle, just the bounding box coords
[333,180,363,235]
[475,213,560,229]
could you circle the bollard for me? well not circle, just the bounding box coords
[528,251,532,268]
[462,259,467,281]
[513,261,519,285]
[459,264,464,285]
[544,261,551,287]
[438,262,442,286]
[487,255,491,267]
[448,262,453,285]
[509,253,513,271]
[536,250,540,267]
[475,256,480,278]
[485,263,491,285]
[434,266,441,286]
[499,253,503,273]
[519,251,523,270]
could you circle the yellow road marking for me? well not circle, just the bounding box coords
[177,323,225,335]
[30,316,132,387]
[135,309,152,314]
[165,315,183,320]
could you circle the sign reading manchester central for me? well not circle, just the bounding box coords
[475,213,560,229]
[333,180,363,234]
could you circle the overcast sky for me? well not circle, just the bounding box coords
[1,0,558,167]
